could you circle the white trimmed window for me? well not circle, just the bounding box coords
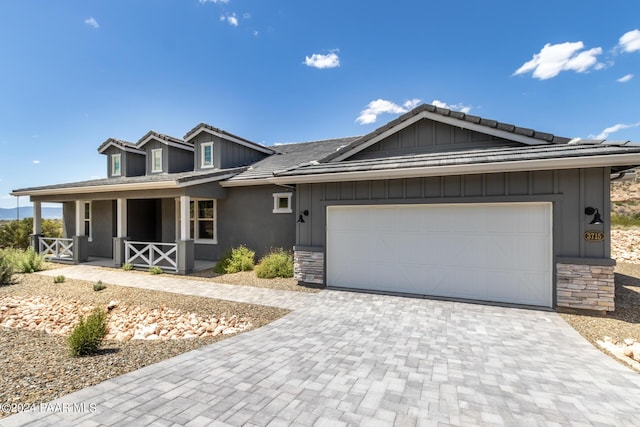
[84,202,92,242]
[189,199,217,243]
[201,142,214,168]
[151,149,162,173]
[111,153,122,176]
[272,193,292,213]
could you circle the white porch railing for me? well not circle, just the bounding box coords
[125,241,178,272]
[39,238,74,259]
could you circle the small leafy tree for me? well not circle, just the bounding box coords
[0,218,62,249]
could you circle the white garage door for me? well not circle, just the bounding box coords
[326,203,552,307]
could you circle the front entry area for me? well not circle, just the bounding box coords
[326,202,553,307]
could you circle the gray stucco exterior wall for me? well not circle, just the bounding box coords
[195,185,296,260]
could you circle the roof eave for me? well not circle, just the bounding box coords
[270,153,640,185]
[11,180,180,197]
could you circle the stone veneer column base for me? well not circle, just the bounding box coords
[294,246,324,285]
[556,257,615,312]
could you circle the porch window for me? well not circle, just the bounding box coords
[272,193,292,213]
[201,142,214,168]
[151,149,162,173]
[189,199,216,243]
[84,202,92,242]
[111,153,122,176]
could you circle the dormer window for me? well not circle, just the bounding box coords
[201,142,214,168]
[151,149,163,173]
[111,154,122,177]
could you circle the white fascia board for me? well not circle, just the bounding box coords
[186,128,273,155]
[11,181,179,197]
[138,135,194,152]
[98,141,146,155]
[331,111,550,162]
[219,178,273,187]
[175,173,240,188]
[269,153,640,185]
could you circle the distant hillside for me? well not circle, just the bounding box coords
[0,207,62,220]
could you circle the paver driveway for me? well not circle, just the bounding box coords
[3,272,640,426]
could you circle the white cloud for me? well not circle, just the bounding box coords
[431,99,472,113]
[618,74,634,83]
[304,51,340,69]
[591,122,640,140]
[220,13,238,26]
[84,17,99,29]
[514,41,603,80]
[619,29,640,53]
[356,98,422,125]
[33,160,40,164]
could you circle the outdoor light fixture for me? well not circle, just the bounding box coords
[297,210,309,224]
[584,207,604,225]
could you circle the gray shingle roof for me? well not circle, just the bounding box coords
[275,141,640,177]
[227,137,360,182]
[12,167,247,194]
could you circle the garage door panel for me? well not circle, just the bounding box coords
[327,203,552,307]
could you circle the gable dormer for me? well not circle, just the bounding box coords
[137,131,194,175]
[97,138,146,178]
[184,123,274,172]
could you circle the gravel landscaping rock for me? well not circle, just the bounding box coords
[0,274,289,418]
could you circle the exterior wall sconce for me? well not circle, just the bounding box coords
[585,207,604,225]
[297,210,309,223]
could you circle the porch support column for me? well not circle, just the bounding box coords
[73,200,88,263]
[113,198,128,267]
[30,201,43,253]
[177,195,194,274]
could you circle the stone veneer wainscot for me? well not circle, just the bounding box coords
[556,258,615,312]
[294,246,324,285]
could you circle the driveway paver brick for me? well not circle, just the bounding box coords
[2,266,640,426]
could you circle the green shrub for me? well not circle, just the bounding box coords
[2,247,45,273]
[122,263,133,271]
[93,280,106,291]
[0,254,14,285]
[0,218,62,250]
[226,245,255,273]
[213,250,232,274]
[256,248,294,278]
[149,266,163,275]
[53,275,65,284]
[67,307,108,356]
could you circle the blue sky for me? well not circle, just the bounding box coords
[0,0,639,208]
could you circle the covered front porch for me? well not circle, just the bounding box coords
[28,188,224,275]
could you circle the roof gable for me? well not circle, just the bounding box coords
[97,138,145,155]
[137,131,194,151]
[324,104,572,163]
[184,123,274,155]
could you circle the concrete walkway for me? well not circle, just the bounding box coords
[3,267,640,426]
[37,265,314,310]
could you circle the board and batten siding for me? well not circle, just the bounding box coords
[296,167,611,260]
[348,119,522,160]
[191,133,268,171]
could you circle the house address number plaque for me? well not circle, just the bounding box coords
[584,231,605,241]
